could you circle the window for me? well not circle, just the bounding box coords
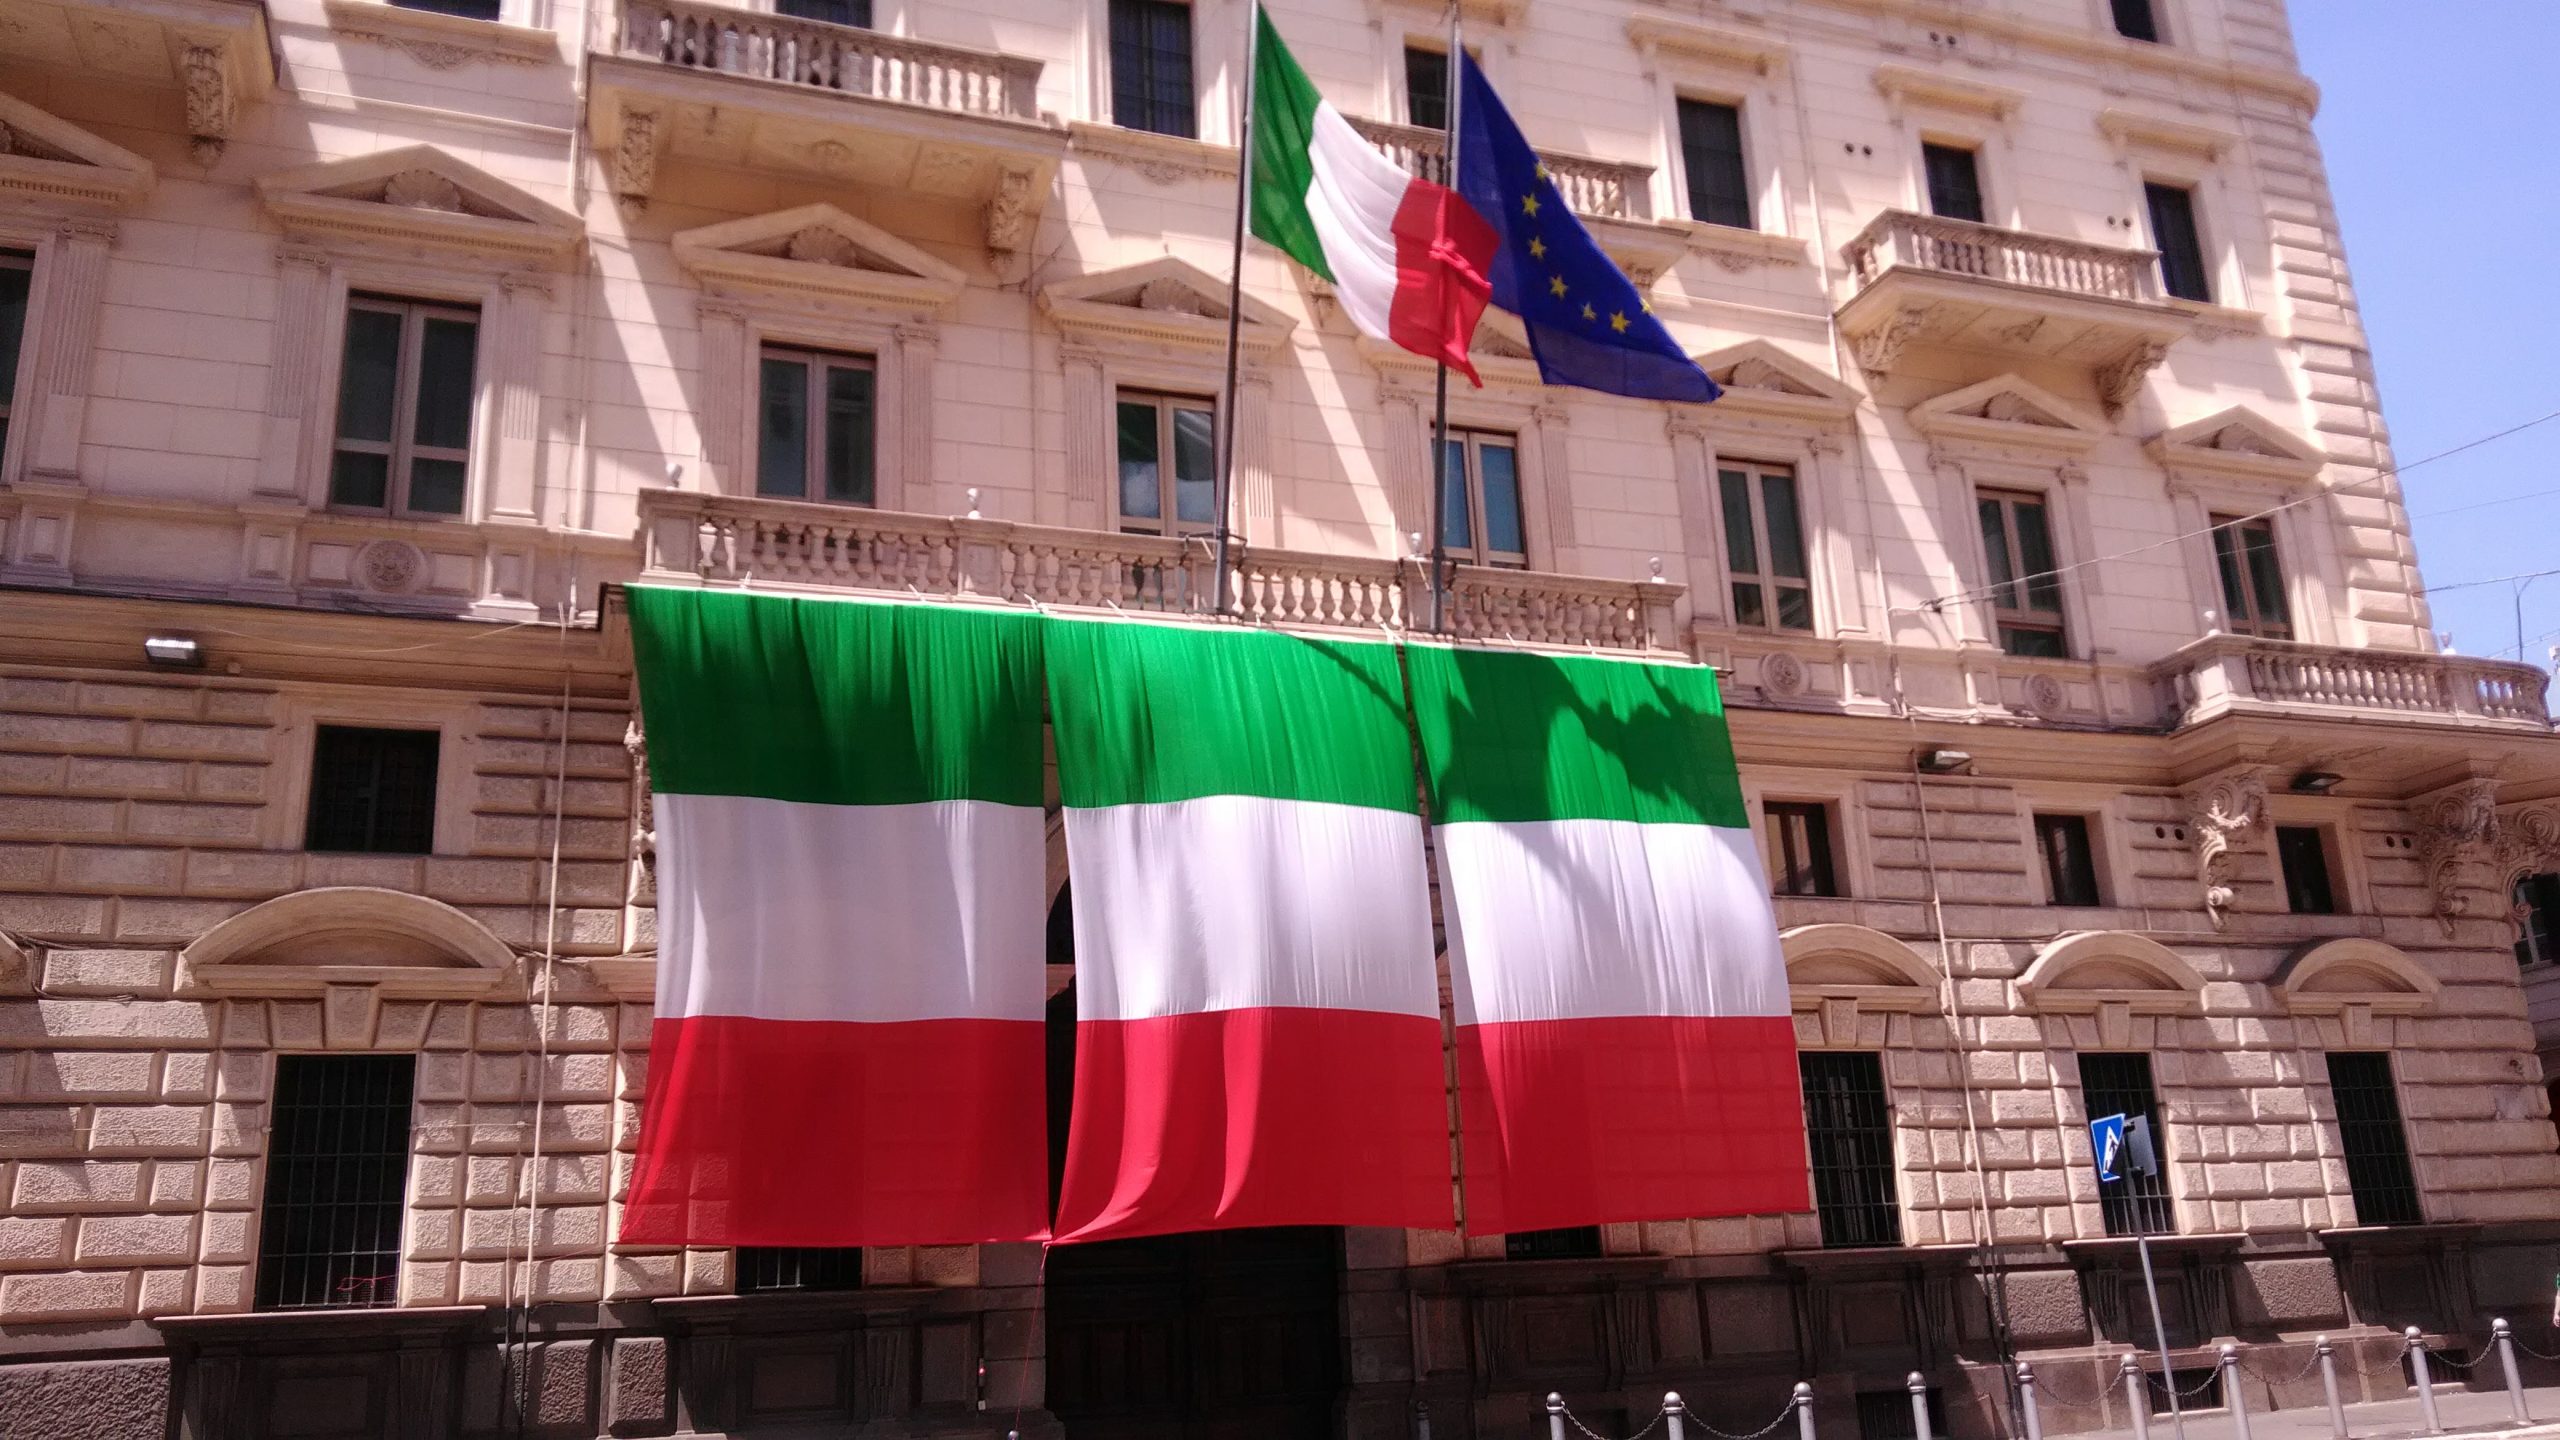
[759,348,876,506]
[1977,489,2067,658]
[0,251,30,461]
[2326,1053,2422,1226]
[2145,182,2212,303]
[394,0,502,17]
[1110,0,1195,139]
[1678,99,1752,230]
[1436,428,1527,568]
[255,1054,415,1311]
[2111,0,2162,43]
[2079,1052,2174,1236]
[2276,825,2339,915]
[306,726,440,855]
[777,0,870,24]
[2516,873,2560,967]
[330,297,478,517]
[1405,45,1448,132]
[1719,462,1812,631]
[1764,800,1840,898]
[1504,1226,1602,1260]
[1922,142,1985,224]
[2035,814,2103,907]
[1116,392,1216,536]
[1801,1052,1900,1248]
[739,1247,865,1293]
[2208,515,2291,638]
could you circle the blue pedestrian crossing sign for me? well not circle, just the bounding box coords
[2091,1113,2127,1183]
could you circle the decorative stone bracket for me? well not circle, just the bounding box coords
[2497,803,2560,938]
[2180,767,2266,931]
[2412,778,2501,937]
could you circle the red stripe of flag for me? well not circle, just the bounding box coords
[1387,179,1500,387]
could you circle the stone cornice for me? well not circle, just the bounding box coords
[1806,0,2321,113]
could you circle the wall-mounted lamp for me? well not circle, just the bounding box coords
[1915,747,1974,775]
[142,635,204,669]
[2290,770,2344,795]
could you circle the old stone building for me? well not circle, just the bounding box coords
[2,0,2558,1436]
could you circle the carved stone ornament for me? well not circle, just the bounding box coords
[626,719,657,901]
[359,539,424,594]
[2414,779,2503,936]
[2095,339,2172,415]
[383,168,466,213]
[181,44,234,167]
[0,119,75,163]
[985,163,1035,253]
[2181,769,2267,931]
[2498,805,2560,934]
[1853,305,1930,376]
[1759,652,1807,699]
[783,226,861,267]
[613,110,660,214]
[2023,673,2067,719]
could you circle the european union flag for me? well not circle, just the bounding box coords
[1455,55,1719,404]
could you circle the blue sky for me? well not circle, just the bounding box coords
[2293,6,2560,666]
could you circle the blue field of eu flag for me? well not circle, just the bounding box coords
[1455,55,1719,404]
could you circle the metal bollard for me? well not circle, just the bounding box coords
[1665,1392,1687,1440]
[1416,1400,1432,1440]
[2220,1346,2251,1440]
[1548,1392,1569,1440]
[2406,1327,2441,1435]
[2017,1364,2044,1440]
[1796,1382,1818,1440]
[1910,1371,1935,1440]
[2123,1354,2153,1440]
[2317,1337,2346,1440]
[2497,1318,2531,1424]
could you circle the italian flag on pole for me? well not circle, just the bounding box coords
[620,589,1051,1247]
[1046,620,1455,1243]
[1250,4,1498,382]
[1405,646,1810,1236]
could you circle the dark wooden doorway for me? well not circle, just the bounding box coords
[1043,886,1345,1440]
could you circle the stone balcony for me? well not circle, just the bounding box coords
[1343,116,1690,283]
[590,0,1064,250]
[2154,633,2552,730]
[635,490,1686,654]
[1835,209,2205,409]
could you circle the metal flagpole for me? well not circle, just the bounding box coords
[1209,0,1262,616]
[1425,1,1462,634]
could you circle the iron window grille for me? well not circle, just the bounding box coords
[1856,1386,1946,1440]
[759,347,877,506]
[330,296,478,518]
[1801,1051,1902,1248]
[305,725,440,855]
[1921,143,1985,224]
[2515,872,2560,967]
[255,1054,416,1311]
[1405,44,1448,132]
[2326,1052,2422,1226]
[2079,1051,2175,1236]
[738,1247,866,1293]
[0,251,31,464]
[1110,0,1195,138]
[2276,825,2340,915]
[2208,515,2291,638]
[1719,462,1814,631]
[1978,488,2068,658]
[1678,98,1753,230]
[2145,181,2213,303]
[1436,429,1528,568]
[1504,1226,1603,1260]
[2035,814,2103,907]
[2111,0,2162,42]
[1764,801,1841,898]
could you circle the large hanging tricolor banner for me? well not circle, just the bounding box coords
[620,589,1051,1245]
[1045,620,1453,1241]
[1404,645,1808,1234]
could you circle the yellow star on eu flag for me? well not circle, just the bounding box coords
[1527,236,1547,260]
[1581,302,1597,322]
[1521,193,1541,217]
[1548,274,1567,298]
[1640,296,1653,314]
[1536,162,1552,181]
[1610,311,1630,333]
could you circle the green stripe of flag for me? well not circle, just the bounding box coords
[628,587,1045,807]
[1404,646,1748,827]
[1047,619,1415,811]
[1249,4,1334,283]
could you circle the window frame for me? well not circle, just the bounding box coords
[1716,459,1815,633]
[2275,823,2343,916]
[2034,812,2105,908]
[1763,798,1842,899]
[2078,1050,2176,1237]
[2109,0,2163,43]
[1676,96,1754,232]
[738,1246,866,1293]
[329,294,482,520]
[303,723,444,856]
[2206,512,2292,638]
[756,344,879,507]
[1800,1050,1902,1248]
[1107,0,1197,139]
[2324,1052,2422,1227]
[1113,387,1220,538]
[1435,426,1528,569]
[254,1052,418,1311]
[0,249,31,478]
[2143,179,2214,304]
[1403,42,1450,133]
[1921,141,1988,224]
[1976,487,2070,658]
[775,0,872,25]
[2515,872,2560,968]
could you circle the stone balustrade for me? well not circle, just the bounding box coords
[617,0,1043,121]
[1344,116,1653,222]
[2155,633,2552,728]
[1843,209,2158,303]
[637,490,1686,652]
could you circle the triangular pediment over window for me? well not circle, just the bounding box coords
[0,90,153,210]
[2146,405,2325,486]
[1693,339,1860,420]
[1040,256,1295,355]
[674,203,966,316]
[1910,373,2106,455]
[256,145,583,264]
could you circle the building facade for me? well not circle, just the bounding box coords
[4,0,2560,1436]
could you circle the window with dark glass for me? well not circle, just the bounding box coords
[255,1054,415,1311]
[2035,814,2103,907]
[1922,142,1986,223]
[1802,1051,1901,1248]
[1978,489,2067,658]
[759,348,876,506]
[1678,98,1753,230]
[2145,181,2212,302]
[2276,825,2339,915]
[777,0,870,25]
[1111,0,1196,138]
[1405,44,1449,132]
[2325,1052,2421,1226]
[2209,514,2290,638]
[394,0,502,18]
[1117,392,1216,536]
[2516,872,2560,967]
[1719,462,1812,632]
[2111,0,2162,43]
[306,725,440,855]
[2079,1051,2174,1236]
[1505,1226,1602,1260]
[0,252,30,462]
[331,298,477,517]
[1764,800,1840,898]
[739,1247,865,1292]
[1437,428,1527,568]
